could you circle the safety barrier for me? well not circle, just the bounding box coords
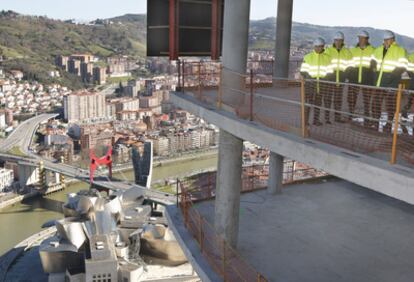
[179,174,267,282]
[177,164,327,281]
[177,60,414,168]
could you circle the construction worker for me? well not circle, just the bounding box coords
[300,37,333,126]
[325,32,353,123]
[348,30,376,126]
[402,52,414,119]
[371,30,408,132]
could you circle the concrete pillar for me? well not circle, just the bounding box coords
[268,152,284,194]
[221,0,251,106]
[214,129,243,248]
[273,0,294,78]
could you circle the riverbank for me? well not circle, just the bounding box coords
[0,151,218,255]
[0,149,218,211]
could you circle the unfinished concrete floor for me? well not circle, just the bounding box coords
[195,178,414,282]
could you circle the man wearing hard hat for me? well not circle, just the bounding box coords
[371,30,408,132]
[300,37,333,126]
[325,31,353,123]
[348,30,376,126]
[401,52,414,120]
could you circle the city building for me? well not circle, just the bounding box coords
[80,62,94,83]
[93,66,107,85]
[70,54,95,63]
[152,136,169,156]
[85,234,118,282]
[10,70,24,80]
[0,168,14,192]
[124,85,138,98]
[139,95,160,110]
[80,126,114,151]
[114,98,140,112]
[0,110,7,128]
[68,59,81,76]
[64,91,106,123]
[55,55,69,71]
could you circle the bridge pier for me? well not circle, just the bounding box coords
[18,161,40,188]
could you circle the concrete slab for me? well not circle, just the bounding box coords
[194,179,414,282]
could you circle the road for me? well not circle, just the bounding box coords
[1,114,58,153]
[0,114,175,204]
[0,83,116,152]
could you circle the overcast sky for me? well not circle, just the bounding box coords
[2,0,414,37]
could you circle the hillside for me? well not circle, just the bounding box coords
[1,11,413,89]
[250,17,414,52]
[0,11,146,89]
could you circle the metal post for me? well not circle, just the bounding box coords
[199,213,203,252]
[181,60,185,94]
[300,79,307,138]
[177,59,181,91]
[198,61,202,100]
[176,178,179,207]
[250,69,254,121]
[391,84,403,164]
[217,64,223,109]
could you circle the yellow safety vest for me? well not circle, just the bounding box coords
[300,50,332,93]
[300,50,332,79]
[371,42,408,86]
[408,52,414,73]
[350,45,375,83]
[325,46,353,83]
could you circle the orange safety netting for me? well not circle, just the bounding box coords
[178,60,414,168]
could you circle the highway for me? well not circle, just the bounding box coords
[1,113,58,153]
[0,114,175,204]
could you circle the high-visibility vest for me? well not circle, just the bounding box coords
[325,46,353,83]
[371,42,408,86]
[408,53,414,73]
[300,50,333,79]
[300,50,332,93]
[350,45,375,83]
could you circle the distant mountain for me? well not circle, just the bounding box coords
[250,17,414,52]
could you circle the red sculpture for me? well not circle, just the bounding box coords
[89,146,112,186]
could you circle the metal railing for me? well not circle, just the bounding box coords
[179,179,267,282]
[177,60,414,168]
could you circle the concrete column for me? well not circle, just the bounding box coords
[273,0,294,78]
[221,0,251,106]
[214,129,243,248]
[268,152,284,194]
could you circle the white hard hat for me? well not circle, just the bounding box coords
[334,31,345,40]
[313,37,326,47]
[358,30,369,38]
[383,30,395,40]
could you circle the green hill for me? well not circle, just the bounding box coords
[0,11,146,89]
[1,11,413,90]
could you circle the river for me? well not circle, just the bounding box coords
[0,154,217,255]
